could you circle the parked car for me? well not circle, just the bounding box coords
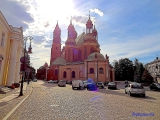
[108,82,117,89]
[125,82,145,97]
[53,80,58,83]
[33,78,37,82]
[48,80,54,83]
[125,80,128,84]
[58,80,66,87]
[150,83,160,91]
[104,81,109,86]
[87,83,97,91]
[66,80,72,84]
[83,80,89,88]
[72,80,84,90]
[96,82,105,89]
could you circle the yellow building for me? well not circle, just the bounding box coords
[0,11,23,87]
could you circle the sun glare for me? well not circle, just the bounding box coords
[33,0,75,24]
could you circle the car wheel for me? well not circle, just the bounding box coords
[125,90,127,94]
[150,87,152,90]
[108,87,110,89]
[72,87,74,90]
[128,91,132,96]
[142,94,145,97]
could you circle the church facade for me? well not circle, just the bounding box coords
[47,15,115,83]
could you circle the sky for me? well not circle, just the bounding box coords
[0,0,160,69]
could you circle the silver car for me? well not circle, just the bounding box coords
[125,82,145,97]
[58,80,66,87]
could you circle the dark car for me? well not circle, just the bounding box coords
[125,80,128,84]
[33,78,37,82]
[87,83,97,91]
[150,83,160,91]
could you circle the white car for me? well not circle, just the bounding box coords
[97,82,105,89]
[48,80,54,83]
[72,80,84,90]
[125,82,145,97]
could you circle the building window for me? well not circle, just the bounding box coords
[55,69,58,76]
[84,47,87,59]
[78,50,81,58]
[79,70,83,78]
[90,47,94,53]
[1,32,5,47]
[90,68,94,73]
[63,71,66,78]
[72,71,75,78]
[68,49,71,60]
[99,68,104,74]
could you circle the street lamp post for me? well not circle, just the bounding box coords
[19,36,33,96]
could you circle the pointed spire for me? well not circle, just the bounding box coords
[57,20,58,25]
[94,21,95,29]
[89,11,90,20]
[55,20,59,28]
[70,16,72,25]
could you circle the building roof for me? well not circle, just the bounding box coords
[65,61,84,65]
[87,52,106,61]
[51,57,67,65]
[75,32,85,46]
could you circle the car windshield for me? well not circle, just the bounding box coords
[155,83,160,86]
[131,84,143,89]
[83,81,87,83]
[109,82,115,85]
[97,83,102,85]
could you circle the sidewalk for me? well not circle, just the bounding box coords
[0,82,33,120]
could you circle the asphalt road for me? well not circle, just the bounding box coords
[7,80,160,120]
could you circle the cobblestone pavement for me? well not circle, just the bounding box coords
[3,81,160,120]
[0,83,32,120]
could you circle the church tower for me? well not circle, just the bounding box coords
[65,17,77,62]
[50,21,61,64]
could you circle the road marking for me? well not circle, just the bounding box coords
[2,95,29,120]
[50,104,59,107]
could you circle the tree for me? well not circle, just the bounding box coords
[115,58,134,81]
[113,60,120,80]
[133,58,145,82]
[141,69,153,84]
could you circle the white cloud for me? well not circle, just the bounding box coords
[90,8,104,16]
[101,33,160,63]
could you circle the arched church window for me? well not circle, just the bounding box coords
[99,68,104,74]
[63,71,66,78]
[68,49,71,60]
[55,69,58,76]
[90,47,94,53]
[78,50,81,58]
[90,68,94,73]
[72,71,75,78]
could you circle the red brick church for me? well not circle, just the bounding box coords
[37,14,115,83]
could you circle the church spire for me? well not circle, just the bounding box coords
[70,16,72,25]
